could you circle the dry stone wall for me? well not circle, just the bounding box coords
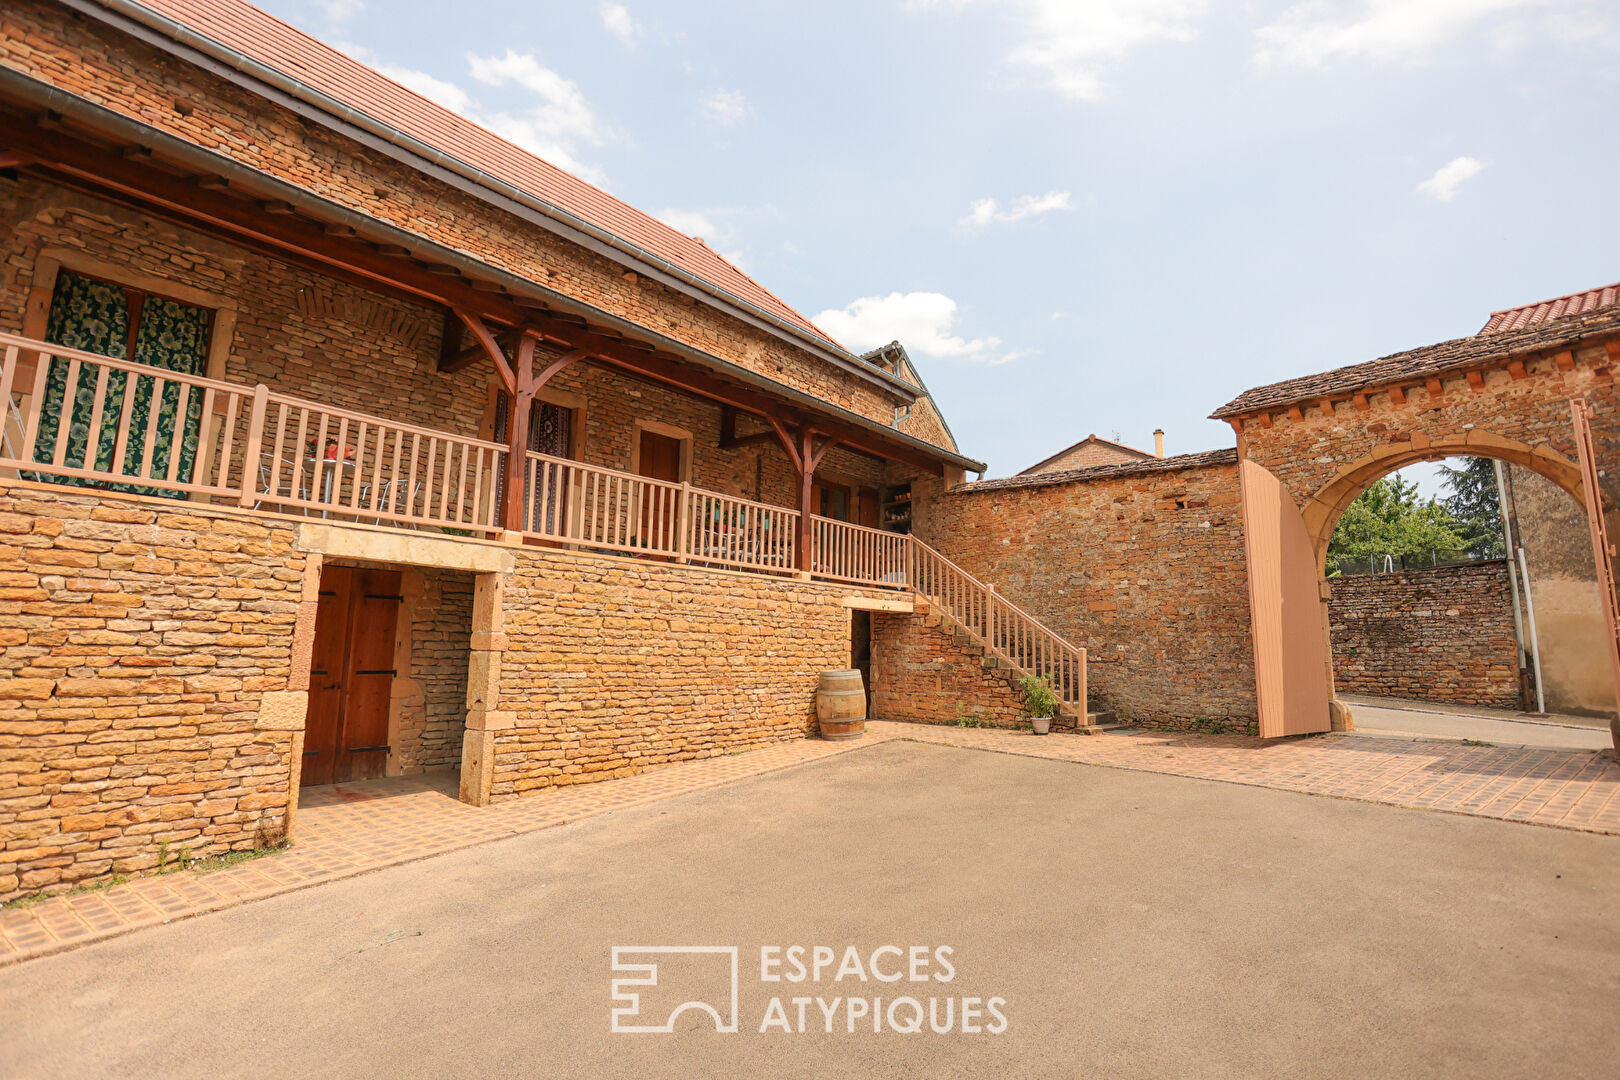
[0,482,306,900]
[1328,561,1522,708]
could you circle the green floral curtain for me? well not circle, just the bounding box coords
[30,271,210,498]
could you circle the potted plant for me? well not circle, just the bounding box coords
[1019,675,1058,735]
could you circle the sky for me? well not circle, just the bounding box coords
[259,0,1620,483]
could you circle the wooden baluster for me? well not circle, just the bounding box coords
[470,447,487,528]
[454,441,470,523]
[0,346,19,461]
[164,382,193,484]
[235,385,270,507]
[50,358,82,469]
[81,364,111,476]
[20,351,52,463]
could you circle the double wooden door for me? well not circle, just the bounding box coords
[301,565,403,786]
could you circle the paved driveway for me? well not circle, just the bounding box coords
[1346,695,1615,752]
[3,740,1617,1079]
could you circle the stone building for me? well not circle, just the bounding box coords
[0,0,1076,900]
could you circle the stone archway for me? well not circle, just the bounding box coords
[1301,432,1588,569]
[1212,309,1620,747]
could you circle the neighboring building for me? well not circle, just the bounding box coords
[2,0,1102,901]
[1019,431,1164,476]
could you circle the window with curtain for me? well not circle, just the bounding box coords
[29,269,212,498]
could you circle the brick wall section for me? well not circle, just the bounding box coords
[1328,560,1522,708]
[0,2,929,438]
[912,455,1259,731]
[396,568,473,774]
[869,611,1027,727]
[491,552,893,796]
[0,482,304,900]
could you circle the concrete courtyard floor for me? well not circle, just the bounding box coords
[2,738,1617,1080]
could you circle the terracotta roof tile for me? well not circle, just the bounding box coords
[1481,281,1620,333]
[953,448,1237,494]
[129,0,844,350]
[1211,302,1620,420]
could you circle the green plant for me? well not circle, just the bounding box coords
[953,704,996,728]
[1461,739,1496,748]
[1018,675,1058,719]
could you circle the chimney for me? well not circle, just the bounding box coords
[1153,429,1165,458]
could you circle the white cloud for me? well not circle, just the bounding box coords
[342,44,609,182]
[813,292,1013,363]
[700,89,749,127]
[1416,156,1486,201]
[960,190,1073,227]
[655,209,719,239]
[1255,0,1550,67]
[655,209,749,269]
[317,0,364,24]
[910,0,1208,101]
[599,3,642,47]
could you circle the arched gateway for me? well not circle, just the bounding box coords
[1212,296,1620,749]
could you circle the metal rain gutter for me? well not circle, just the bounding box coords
[0,71,984,473]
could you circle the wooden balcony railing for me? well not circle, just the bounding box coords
[2,331,1085,715]
[255,391,505,530]
[521,451,797,574]
[809,515,910,586]
[0,331,507,533]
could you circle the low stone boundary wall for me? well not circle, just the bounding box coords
[1328,559,1522,708]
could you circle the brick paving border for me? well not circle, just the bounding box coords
[4,722,1618,968]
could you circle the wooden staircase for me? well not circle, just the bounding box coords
[905,548,1105,730]
[914,599,1113,731]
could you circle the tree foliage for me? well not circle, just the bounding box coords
[1327,473,1469,569]
[1439,457,1506,557]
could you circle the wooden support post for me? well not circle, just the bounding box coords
[501,334,537,533]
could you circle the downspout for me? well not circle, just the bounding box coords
[1496,461,1546,713]
[1493,460,1531,709]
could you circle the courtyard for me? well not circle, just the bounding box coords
[2,731,1619,1079]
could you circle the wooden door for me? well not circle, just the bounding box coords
[300,565,403,786]
[857,487,880,529]
[1238,459,1332,737]
[851,609,873,715]
[637,429,683,550]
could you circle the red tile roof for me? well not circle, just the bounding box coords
[1480,281,1620,333]
[128,0,844,350]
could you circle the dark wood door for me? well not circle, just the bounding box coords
[301,565,403,786]
[637,430,683,550]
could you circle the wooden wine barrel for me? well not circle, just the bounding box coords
[816,669,867,740]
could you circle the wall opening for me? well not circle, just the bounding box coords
[1319,453,1614,720]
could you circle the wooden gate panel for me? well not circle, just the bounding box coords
[1571,398,1620,752]
[1238,459,1333,737]
[300,565,353,787]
